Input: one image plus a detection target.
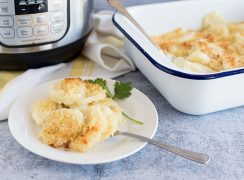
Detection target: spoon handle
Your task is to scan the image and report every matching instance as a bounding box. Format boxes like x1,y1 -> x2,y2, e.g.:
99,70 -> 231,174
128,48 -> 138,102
107,0 -> 158,47
116,131 -> 210,164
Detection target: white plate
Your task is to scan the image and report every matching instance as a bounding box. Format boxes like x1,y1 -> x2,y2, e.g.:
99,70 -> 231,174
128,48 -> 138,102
8,78 -> 158,164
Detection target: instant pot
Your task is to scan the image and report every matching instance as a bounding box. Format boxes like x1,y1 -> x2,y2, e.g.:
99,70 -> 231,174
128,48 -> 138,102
0,0 -> 94,70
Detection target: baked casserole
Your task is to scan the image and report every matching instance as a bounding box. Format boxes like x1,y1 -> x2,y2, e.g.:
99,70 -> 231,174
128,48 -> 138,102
152,12 -> 244,73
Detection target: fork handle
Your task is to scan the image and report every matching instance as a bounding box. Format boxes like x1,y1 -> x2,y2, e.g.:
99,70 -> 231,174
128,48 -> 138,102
117,131 -> 210,164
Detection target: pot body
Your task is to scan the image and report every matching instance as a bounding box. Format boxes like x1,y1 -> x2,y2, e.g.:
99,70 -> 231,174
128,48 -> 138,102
0,0 -> 94,70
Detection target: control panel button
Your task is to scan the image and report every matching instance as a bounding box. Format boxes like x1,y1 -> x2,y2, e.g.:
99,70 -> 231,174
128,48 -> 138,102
34,14 -> 48,24
34,3 -> 46,13
34,25 -> 48,36
0,4 -> 10,15
17,27 -> 33,38
18,5 -> 30,14
51,11 -> 64,22
0,28 -> 14,39
17,15 -> 32,26
49,0 -> 64,11
0,1 -> 15,15
0,16 -> 14,27
51,22 -> 64,34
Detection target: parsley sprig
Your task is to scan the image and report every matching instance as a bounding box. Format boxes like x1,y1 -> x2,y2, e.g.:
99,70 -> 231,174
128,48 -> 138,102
113,81 -> 133,100
88,78 -> 144,125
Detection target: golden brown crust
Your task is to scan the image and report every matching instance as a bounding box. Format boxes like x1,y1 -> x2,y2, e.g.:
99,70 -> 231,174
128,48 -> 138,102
59,78 -> 85,92
49,78 -> 106,107
69,106 -> 108,153
39,109 -> 84,148
49,78 -> 87,106
152,13 -> 244,72
31,98 -> 61,126
33,78 -> 124,154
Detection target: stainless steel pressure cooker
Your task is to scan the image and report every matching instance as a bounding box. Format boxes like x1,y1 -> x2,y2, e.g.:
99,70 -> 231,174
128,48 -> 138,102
0,0 -> 94,70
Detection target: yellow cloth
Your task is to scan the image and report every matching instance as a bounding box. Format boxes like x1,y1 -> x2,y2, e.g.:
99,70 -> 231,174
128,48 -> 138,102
0,55 -> 94,91
0,71 -> 22,90
69,56 -> 96,77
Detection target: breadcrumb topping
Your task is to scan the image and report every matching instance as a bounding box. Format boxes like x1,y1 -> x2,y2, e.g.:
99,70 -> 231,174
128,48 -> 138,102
32,78 -> 124,153
152,12 -> 244,73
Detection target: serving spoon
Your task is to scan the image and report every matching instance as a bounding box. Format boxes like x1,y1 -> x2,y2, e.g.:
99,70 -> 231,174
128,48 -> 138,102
107,0 -> 165,53
115,131 -> 210,164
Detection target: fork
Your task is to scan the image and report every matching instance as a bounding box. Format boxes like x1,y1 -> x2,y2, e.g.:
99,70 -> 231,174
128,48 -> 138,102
115,131 -> 210,164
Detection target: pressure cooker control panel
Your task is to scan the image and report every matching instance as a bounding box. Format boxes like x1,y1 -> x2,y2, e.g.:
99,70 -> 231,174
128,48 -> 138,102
0,0 -> 68,46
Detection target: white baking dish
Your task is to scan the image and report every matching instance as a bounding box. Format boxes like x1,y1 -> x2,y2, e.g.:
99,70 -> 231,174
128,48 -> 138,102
113,0 -> 244,115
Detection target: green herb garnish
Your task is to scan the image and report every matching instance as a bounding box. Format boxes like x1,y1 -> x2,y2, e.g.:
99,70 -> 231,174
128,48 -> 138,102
113,81 -> 133,100
89,78 -> 144,125
122,112 -> 144,125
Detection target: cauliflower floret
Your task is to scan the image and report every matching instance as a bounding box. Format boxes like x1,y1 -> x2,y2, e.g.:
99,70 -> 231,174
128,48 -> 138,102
49,78 -> 87,107
39,109 -> 84,148
187,51 -> 211,65
94,98 -> 123,113
69,106 -> 108,153
173,57 -> 214,73
202,12 -> 227,29
49,78 -> 106,107
100,106 -> 122,141
31,98 -> 61,126
69,104 -> 123,153
222,54 -> 239,70
228,22 -> 244,33
203,25 -> 229,39
82,80 -> 107,105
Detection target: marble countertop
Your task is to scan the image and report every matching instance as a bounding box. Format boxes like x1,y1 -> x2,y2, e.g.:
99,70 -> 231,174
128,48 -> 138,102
1,0 -> 244,179
1,71 -> 244,180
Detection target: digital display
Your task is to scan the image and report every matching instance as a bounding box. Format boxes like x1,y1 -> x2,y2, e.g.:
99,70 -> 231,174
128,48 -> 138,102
15,0 -> 48,15
19,0 -> 44,5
